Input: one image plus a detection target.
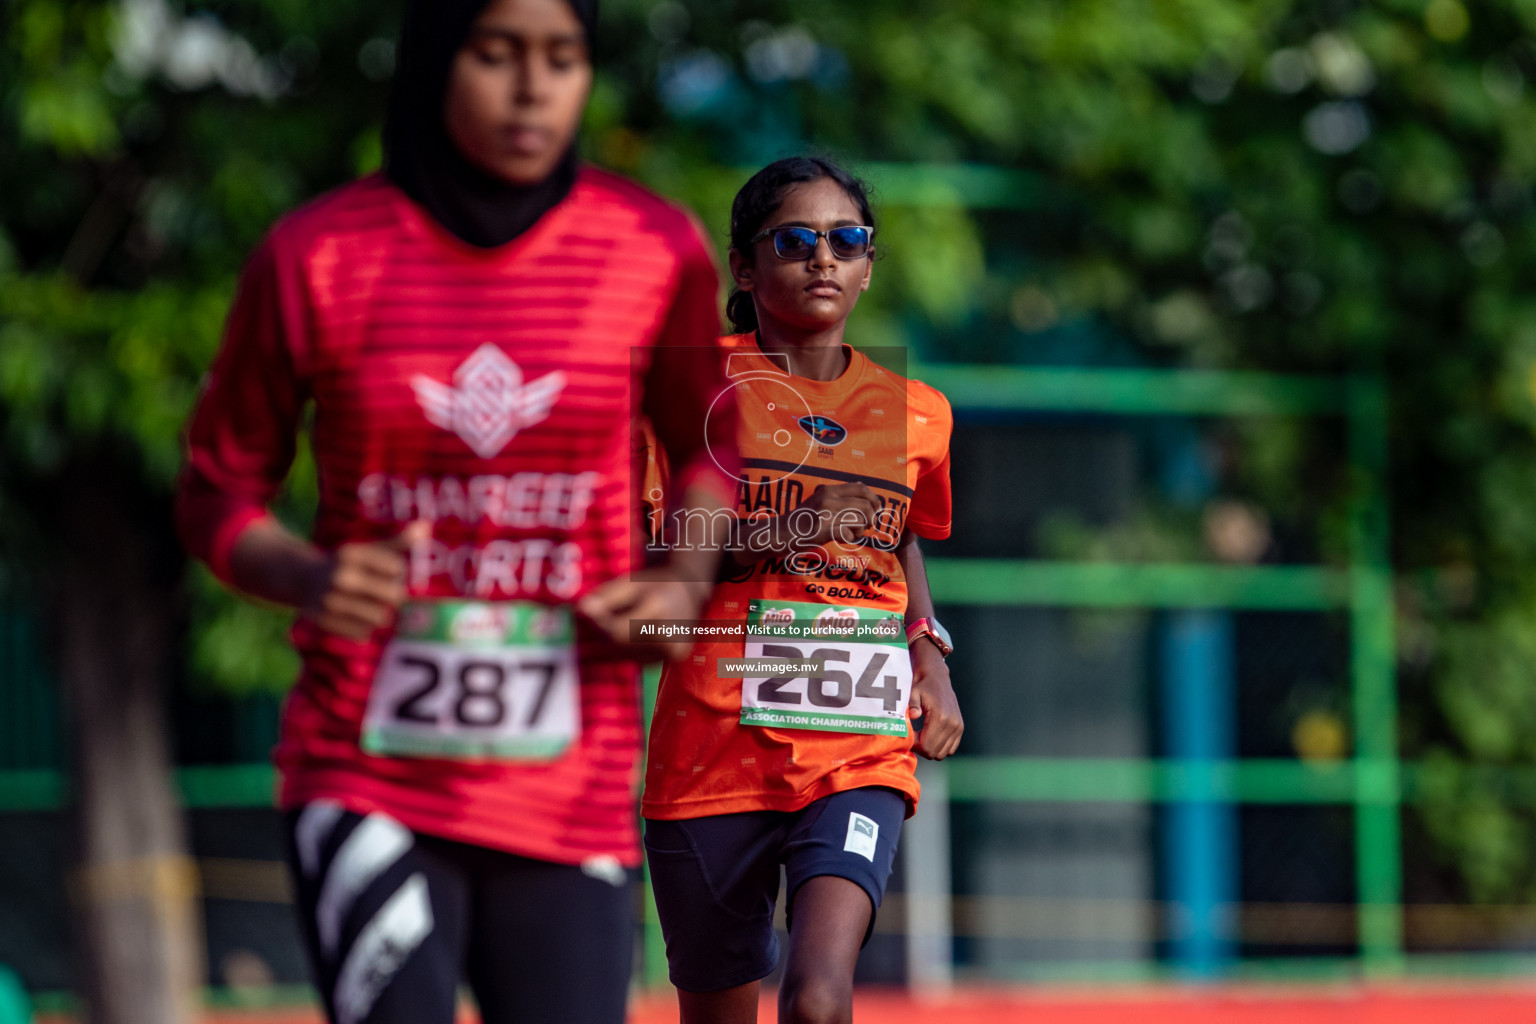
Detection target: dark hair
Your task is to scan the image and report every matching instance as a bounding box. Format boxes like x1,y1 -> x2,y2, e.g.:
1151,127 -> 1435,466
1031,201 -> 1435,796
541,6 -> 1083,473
726,156 -> 877,334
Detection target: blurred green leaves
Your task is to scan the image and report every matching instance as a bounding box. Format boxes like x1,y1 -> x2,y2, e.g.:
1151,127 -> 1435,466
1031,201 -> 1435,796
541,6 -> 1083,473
20,67 -> 119,156
0,273 -> 225,478
1,0 -> 376,696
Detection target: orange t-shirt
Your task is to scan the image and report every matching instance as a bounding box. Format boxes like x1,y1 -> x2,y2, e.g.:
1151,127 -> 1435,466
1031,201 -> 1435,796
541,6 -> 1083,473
641,336 -> 952,820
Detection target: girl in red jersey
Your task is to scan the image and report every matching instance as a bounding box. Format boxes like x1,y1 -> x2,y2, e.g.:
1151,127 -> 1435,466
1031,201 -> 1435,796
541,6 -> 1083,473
175,1 -> 737,1022
642,157 -> 964,1024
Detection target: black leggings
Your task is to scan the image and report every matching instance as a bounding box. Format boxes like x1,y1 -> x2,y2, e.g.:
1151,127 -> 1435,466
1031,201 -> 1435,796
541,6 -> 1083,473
285,803 -> 633,1024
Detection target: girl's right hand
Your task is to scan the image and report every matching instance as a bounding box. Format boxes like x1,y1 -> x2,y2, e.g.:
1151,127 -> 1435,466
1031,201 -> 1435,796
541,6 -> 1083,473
796,482 -> 879,546
731,482 -> 881,567
302,522 -> 430,641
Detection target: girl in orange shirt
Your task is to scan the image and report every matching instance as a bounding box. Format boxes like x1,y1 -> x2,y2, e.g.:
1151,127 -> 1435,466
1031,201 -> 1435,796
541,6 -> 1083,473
643,157 -> 964,1024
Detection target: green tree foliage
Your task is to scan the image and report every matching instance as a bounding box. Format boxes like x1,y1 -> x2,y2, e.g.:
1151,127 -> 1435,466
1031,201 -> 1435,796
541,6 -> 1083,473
7,0 -> 1536,902
1,0 -> 395,690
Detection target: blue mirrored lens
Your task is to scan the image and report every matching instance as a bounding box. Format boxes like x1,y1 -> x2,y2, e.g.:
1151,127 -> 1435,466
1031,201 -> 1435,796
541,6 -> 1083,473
772,228 -> 818,257
827,227 -> 871,256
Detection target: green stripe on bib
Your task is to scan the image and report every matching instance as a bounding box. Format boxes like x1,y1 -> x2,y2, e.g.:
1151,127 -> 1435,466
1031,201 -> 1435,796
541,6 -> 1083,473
746,598 -> 905,646
394,600 -> 574,648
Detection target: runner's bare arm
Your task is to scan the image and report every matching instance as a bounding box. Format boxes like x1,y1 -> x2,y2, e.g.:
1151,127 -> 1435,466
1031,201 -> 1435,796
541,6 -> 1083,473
897,530 -> 963,760
228,519 -> 429,642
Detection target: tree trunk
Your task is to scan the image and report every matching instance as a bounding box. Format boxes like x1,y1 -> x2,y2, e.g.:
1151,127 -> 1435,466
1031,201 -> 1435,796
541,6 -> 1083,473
55,454 -> 202,1024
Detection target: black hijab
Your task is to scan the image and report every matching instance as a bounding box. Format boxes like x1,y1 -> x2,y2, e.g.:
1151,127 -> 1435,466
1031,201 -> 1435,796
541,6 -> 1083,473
384,0 -> 599,248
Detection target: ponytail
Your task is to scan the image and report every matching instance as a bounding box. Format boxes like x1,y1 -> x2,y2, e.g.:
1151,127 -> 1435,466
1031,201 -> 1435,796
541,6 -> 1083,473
726,289 -> 759,334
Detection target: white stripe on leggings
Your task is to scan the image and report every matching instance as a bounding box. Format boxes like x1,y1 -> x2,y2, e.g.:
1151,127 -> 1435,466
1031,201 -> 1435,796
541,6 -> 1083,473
332,872 -> 434,1024
316,812 -> 413,959
294,800 -> 346,879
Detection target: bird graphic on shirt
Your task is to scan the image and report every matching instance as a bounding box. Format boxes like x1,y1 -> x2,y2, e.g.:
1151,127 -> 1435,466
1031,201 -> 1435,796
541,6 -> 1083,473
411,343 -> 566,458
797,414 -> 847,446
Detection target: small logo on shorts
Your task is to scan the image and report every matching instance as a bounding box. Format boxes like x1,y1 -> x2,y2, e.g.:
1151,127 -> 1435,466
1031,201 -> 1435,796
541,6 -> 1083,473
580,855 -> 627,888
844,812 -> 878,862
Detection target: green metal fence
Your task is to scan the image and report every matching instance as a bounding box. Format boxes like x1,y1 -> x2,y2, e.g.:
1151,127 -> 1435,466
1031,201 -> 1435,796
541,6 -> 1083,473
917,365 -> 1401,974
0,364 -> 1406,984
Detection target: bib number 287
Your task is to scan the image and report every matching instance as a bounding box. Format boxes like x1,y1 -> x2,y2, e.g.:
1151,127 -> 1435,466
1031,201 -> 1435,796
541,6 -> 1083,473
363,601 -> 579,761
384,651 -> 565,731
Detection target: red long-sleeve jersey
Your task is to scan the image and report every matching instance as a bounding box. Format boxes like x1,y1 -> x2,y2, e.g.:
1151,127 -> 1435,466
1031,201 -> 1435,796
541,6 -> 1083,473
177,170 -> 737,866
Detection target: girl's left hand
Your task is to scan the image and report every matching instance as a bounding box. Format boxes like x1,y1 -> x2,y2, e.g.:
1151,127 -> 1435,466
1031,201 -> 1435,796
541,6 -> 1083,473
909,640 -> 963,759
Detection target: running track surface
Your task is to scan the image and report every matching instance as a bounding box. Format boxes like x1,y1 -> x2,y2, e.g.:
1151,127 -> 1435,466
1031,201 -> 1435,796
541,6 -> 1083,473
38,984 -> 1536,1023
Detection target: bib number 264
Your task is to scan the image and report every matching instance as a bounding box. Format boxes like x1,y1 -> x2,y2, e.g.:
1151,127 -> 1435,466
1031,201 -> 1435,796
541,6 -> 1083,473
739,600 -> 912,737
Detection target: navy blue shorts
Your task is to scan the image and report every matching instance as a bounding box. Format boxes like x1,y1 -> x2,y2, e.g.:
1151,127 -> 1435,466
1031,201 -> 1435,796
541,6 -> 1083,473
643,786 -> 905,993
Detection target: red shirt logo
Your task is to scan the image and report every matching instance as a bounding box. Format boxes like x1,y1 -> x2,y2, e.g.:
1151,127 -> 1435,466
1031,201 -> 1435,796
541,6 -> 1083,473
412,344 -> 566,458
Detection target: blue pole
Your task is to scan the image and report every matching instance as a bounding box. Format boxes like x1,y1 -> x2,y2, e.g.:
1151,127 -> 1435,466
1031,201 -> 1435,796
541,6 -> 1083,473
1161,609 -> 1237,977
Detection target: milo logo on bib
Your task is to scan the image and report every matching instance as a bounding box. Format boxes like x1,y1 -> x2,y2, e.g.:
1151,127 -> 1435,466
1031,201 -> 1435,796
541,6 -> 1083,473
449,604 -> 512,644
746,600 -> 899,643
760,606 -> 796,627
812,607 -> 860,635
395,600 -> 575,647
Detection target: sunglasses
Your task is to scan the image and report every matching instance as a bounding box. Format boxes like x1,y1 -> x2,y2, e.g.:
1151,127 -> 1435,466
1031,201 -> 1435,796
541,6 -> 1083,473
749,225 -> 875,261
